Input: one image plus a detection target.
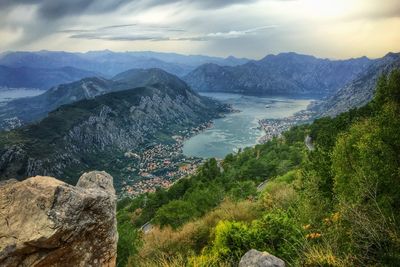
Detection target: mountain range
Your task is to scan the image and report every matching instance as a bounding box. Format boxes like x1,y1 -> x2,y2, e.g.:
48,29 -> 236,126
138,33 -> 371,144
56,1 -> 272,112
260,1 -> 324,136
1,51 -> 399,132
310,52 -> 400,117
0,69 -> 227,185
183,52 -> 373,97
0,50 -> 248,79
0,68 -> 205,130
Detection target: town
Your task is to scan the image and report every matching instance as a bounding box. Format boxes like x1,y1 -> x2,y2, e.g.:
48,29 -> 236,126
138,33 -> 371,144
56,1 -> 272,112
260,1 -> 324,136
258,109 -> 314,143
119,122 -> 212,198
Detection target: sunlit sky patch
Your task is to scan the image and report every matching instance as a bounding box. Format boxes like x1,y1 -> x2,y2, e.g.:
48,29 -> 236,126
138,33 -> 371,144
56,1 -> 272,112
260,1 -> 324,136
0,0 -> 399,59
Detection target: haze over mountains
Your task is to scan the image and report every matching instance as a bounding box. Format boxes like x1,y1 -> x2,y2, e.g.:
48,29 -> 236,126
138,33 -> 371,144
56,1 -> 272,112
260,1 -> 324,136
0,50 -> 248,82
0,65 -> 98,90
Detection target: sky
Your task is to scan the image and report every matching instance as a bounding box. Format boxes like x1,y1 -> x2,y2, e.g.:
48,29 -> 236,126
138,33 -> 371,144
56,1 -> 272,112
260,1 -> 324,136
0,0 -> 399,59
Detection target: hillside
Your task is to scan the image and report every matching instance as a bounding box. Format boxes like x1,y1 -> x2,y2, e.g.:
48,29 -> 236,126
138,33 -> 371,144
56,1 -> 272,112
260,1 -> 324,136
0,68 -> 194,130
184,52 -> 372,97
0,79 -> 227,187
0,65 -> 98,89
117,70 -> 400,266
311,52 -> 400,117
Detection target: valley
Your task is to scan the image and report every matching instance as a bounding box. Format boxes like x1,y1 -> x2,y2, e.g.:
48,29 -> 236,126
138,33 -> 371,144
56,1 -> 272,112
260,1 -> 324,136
121,93 -> 313,198
182,93 -> 312,159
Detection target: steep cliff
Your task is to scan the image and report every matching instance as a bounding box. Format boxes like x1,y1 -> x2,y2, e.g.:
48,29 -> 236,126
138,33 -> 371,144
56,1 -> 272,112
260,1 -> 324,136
0,171 -> 117,267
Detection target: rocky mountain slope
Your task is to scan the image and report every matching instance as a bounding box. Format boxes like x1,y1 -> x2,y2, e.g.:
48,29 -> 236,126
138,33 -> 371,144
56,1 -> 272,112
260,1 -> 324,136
311,52 -> 400,117
0,171 -> 117,267
0,65 -> 98,89
0,68 -> 196,130
184,52 -> 372,97
0,75 -> 226,185
0,50 -> 248,77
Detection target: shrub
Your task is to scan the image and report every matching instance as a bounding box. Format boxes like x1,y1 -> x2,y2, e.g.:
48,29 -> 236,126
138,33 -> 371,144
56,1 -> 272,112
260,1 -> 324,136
153,200 -> 199,229
117,220 -> 141,267
133,199 -> 261,266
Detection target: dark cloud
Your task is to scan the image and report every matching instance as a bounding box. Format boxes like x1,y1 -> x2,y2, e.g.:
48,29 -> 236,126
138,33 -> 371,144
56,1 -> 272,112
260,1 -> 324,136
143,0 -> 258,9
0,0 -> 257,20
0,0 -> 134,19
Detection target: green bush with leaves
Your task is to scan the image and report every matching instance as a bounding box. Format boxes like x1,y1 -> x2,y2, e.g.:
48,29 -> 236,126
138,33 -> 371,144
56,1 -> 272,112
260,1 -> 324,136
205,209 -> 302,265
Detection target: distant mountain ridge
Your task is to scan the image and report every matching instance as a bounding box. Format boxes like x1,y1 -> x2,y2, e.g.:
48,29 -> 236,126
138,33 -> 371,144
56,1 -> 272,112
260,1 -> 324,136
184,52 -> 373,97
0,68 -> 196,130
310,52 -> 400,117
0,65 -> 98,89
0,50 -> 249,77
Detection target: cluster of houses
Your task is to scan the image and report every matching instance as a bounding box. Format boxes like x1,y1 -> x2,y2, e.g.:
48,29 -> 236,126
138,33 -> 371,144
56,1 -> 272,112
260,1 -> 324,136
119,122 -> 213,198
121,161 -> 201,197
258,110 -> 314,143
123,177 -> 173,197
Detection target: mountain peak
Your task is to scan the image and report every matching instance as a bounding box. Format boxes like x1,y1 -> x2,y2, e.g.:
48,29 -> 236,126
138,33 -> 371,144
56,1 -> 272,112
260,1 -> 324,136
383,52 -> 400,59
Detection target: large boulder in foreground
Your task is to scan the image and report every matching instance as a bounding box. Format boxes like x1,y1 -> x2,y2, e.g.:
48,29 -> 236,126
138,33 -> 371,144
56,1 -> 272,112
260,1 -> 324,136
239,249 -> 285,267
0,171 -> 117,267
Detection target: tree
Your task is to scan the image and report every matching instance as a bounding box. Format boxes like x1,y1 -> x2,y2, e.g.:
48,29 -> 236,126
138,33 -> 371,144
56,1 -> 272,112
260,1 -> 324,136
153,200 -> 199,229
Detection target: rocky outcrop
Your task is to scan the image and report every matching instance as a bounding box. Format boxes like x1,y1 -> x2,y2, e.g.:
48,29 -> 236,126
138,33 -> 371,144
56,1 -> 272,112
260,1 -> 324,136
0,171 -> 117,267
239,249 -> 285,267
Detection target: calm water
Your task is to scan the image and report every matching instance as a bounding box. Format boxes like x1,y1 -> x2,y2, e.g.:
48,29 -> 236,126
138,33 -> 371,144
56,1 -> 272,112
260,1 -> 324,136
182,92 -> 311,159
0,88 -> 45,106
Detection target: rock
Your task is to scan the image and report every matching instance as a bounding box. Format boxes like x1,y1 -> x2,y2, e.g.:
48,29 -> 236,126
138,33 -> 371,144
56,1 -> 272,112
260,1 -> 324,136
239,249 -> 285,267
0,171 -> 117,267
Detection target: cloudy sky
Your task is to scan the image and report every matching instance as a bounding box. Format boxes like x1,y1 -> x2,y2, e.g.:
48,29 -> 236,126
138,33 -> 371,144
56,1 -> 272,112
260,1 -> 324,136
0,0 -> 399,59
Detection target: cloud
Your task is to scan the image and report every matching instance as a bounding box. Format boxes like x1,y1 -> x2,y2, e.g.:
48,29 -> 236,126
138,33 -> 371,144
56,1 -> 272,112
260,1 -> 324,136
0,0 -> 398,59
0,0 -> 258,20
200,25 -> 277,40
64,23 -> 184,41
0,0 -> 268,48
0,0 -> 132,20
66,24 -> 276,42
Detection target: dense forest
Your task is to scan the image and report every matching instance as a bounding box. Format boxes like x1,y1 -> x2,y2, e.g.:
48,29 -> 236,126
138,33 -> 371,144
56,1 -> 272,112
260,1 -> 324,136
117,70 -> 400,266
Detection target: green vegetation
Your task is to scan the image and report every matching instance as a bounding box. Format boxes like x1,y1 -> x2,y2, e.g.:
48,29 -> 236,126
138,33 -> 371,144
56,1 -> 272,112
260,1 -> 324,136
117,70 -> 400,266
